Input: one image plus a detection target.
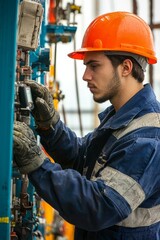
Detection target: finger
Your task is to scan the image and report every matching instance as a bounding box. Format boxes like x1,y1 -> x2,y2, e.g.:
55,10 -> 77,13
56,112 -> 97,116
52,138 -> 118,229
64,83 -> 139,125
14,125 -> 28,139
13,135 -> 25,153
14,121 -> 28,131
25,80 -> 44,98
14,121 -> 35,135
35,97 -> 53,120
14,123 -> 36,143
14,130 -> 24,138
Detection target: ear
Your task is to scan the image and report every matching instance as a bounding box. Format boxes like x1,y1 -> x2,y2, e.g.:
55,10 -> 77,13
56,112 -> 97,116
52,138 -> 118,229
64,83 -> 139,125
121,59 -> 133,76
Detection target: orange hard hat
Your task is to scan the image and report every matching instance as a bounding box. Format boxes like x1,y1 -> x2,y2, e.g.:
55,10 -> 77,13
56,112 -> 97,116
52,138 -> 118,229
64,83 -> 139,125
68,11 -> 157,64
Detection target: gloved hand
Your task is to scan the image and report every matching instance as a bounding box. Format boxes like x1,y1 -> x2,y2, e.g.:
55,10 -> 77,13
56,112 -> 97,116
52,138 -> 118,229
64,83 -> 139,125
26,80 -> 60,129
13,121 -> 46,174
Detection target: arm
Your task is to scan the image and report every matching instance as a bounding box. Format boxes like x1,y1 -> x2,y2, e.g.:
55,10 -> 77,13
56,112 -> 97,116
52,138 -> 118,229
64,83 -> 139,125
13,121 -> 124,231
14,121 -> 160,231
37,120 -> 92,170
25,80 -> 92,170
29,133 -> 160,231
29,159 -> 125,231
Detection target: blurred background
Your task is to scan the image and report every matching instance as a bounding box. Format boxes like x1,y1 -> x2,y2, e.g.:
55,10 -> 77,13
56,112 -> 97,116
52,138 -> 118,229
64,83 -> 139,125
0,1 -> 160,239
54,0 -> 160,136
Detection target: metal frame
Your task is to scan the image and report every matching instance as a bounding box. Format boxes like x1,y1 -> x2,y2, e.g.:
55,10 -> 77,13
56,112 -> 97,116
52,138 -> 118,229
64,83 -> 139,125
0,0 -> 19,238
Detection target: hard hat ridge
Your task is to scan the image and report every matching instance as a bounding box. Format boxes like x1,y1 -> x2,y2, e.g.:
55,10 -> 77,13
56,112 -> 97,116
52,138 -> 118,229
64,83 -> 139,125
68,11 -> 157,65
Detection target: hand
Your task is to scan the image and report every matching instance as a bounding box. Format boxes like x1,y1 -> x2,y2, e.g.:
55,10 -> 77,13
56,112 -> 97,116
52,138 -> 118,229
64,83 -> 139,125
26,80 -> 60,129
13,121 -> 46,174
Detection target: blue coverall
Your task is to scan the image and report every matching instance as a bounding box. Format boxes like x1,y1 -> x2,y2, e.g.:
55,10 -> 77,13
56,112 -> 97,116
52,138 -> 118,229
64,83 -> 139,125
29,83 -> 160,239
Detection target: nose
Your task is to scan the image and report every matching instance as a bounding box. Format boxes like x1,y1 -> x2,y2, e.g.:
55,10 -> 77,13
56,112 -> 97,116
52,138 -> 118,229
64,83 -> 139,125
82,67 -> 92,82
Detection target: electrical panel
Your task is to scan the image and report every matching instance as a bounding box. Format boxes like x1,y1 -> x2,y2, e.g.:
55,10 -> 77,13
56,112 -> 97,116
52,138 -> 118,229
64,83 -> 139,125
17,0 -> 44,50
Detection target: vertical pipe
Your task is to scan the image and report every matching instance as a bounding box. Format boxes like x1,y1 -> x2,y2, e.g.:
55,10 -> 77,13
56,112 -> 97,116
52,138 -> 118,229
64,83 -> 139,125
40,0 -> 47,48
93,0 -> 100,16
72,0 -> 83,136
132,0 -> 138,14
149,0 -> 154,87
0,0 -> 19,238
73,38 -> 84,136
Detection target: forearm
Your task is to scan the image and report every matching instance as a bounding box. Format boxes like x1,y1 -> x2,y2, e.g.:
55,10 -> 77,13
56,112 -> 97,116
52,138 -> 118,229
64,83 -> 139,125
37,120 -> 85,169
29,159 -> 128,231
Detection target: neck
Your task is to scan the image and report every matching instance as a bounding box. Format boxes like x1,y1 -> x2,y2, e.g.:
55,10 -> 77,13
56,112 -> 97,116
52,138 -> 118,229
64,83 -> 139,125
111,79 -> 144,111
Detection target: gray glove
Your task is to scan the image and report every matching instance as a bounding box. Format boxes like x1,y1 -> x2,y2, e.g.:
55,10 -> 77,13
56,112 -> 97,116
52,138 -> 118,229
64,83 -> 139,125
13,121 -> 46,174
26,80 -> 59,128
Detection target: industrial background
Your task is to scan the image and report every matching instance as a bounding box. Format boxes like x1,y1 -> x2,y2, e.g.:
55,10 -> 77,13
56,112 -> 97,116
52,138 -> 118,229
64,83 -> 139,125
0,0 -> 159,239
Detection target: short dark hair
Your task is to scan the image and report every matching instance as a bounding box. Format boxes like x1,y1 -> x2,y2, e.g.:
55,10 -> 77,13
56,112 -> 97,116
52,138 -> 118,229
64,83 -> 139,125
106,54 -> 145,83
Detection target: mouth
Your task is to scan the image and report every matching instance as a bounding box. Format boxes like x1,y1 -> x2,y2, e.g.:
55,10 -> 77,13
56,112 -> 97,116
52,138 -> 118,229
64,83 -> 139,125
88,84 -> 96,93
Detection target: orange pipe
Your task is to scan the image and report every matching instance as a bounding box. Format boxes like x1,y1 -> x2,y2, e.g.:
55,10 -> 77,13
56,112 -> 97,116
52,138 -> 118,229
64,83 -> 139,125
48,0 -> 56,24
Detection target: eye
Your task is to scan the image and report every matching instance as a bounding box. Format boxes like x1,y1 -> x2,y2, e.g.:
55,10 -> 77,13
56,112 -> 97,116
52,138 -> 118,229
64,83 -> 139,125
90,64 -> 99,70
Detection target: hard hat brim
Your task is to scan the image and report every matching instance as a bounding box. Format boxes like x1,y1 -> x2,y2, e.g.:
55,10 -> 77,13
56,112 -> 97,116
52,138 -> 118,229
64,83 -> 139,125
68,48 -> 157,64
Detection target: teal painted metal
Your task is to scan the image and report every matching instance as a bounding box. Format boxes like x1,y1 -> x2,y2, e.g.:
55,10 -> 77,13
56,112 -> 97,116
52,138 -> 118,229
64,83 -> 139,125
0,0 -> 19,238
40,0 -> 47,48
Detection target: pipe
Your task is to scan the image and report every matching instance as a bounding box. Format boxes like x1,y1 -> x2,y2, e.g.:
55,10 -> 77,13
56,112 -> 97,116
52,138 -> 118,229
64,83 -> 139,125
0,0 -> 19,238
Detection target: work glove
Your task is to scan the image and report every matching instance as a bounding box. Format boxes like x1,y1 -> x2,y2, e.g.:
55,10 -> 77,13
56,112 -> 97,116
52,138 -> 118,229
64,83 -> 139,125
26,80 -> 60,129
13,121 -> 46,174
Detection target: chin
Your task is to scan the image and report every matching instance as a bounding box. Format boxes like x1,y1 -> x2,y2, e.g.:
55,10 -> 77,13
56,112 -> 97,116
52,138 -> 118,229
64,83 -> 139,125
93,96 -> 106,104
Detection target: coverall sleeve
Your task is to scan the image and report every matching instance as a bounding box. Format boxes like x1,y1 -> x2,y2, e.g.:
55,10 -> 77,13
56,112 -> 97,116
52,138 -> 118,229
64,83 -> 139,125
33,120 -> 160,231
28,133 -> 160,231
37,119 -> 92,170
29,159 -> 126,231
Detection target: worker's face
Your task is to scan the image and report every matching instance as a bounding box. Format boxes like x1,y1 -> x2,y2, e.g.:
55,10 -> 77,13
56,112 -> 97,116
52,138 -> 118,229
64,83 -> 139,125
83,52 -> 121,104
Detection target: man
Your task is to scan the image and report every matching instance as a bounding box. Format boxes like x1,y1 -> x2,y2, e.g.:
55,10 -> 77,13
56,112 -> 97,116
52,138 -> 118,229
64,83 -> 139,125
14,12 -> 160,239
